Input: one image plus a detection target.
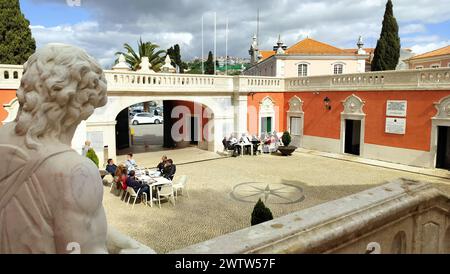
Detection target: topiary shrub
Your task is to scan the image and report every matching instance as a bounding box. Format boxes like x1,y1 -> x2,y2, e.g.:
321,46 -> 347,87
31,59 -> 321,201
281,131 -> 292,147
251,199 -> 274,226
86,148 -> 99,168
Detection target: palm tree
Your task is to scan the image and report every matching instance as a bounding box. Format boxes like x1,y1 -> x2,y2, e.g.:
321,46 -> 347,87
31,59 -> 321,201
115,38 -> 166,72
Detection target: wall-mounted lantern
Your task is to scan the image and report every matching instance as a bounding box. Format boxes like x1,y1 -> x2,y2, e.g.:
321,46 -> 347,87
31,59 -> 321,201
323,96 -> 332,110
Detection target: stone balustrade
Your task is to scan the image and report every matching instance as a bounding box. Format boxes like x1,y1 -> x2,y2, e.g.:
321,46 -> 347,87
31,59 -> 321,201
172,179 -> 450,254
286,68 -> 450,91
236,76 -> 285,92
0,65 -> 24,89
104,70 -> 234,93
1,64 -> 450,93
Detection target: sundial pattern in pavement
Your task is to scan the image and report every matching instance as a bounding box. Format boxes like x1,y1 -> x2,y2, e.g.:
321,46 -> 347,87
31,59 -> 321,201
230,182 -> 305,204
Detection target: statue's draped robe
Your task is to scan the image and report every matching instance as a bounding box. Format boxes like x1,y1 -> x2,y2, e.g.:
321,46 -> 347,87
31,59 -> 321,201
0,145 -> 72,254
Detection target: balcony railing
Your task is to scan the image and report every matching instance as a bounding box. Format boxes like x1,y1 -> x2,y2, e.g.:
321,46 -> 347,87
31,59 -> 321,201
286,68 -> 450,91
0,65 -> 23,89
1,64 -> 449,93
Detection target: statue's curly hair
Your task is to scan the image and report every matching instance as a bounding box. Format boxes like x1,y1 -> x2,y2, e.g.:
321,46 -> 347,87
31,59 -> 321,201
15,44 -> 107,149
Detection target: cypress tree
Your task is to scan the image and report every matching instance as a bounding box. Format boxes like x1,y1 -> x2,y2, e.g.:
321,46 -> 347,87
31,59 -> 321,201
167,44 -> 186,73
205,51 -> 215,75
0,0 -> 36,64
371,0 -> 400,71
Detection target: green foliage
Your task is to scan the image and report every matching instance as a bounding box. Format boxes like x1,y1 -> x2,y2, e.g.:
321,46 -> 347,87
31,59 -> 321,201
205,51 -> 215,75
0,0 -> 36,64
281,131 -> 292,147
371,0 -> 401,71
251,199 -> 274,226
186,59 -> 203,74
167,44 -> 187,73
86,148 -> 99,168
116,38 -> 165,71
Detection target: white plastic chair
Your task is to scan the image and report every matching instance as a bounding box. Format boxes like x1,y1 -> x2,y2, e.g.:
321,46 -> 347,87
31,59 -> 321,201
157,185 -> 175,208
126,187 -> 147,209
173,175 -> 188,199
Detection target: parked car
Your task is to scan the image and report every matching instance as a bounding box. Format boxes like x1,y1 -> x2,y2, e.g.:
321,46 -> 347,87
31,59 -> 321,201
129,109 -> 142,118
131,113 -> 164,125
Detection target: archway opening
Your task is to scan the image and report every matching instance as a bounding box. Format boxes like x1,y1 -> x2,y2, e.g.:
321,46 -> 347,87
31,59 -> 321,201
114,99 -> 214,156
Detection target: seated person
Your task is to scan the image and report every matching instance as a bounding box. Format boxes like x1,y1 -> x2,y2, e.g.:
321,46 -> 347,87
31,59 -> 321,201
240,133 -> 252,155
106,159 -> 117,176
162,159 -> 176,181
222,137 -> 229,151
125,153 -> 137,173
251,135 -> 261,154
126,170 -> 150,199
157,155 -> 167,173
229,134 -> 241,155
121,169 -> 128,191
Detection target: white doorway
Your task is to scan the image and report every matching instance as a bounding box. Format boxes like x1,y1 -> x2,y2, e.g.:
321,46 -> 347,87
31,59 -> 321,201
287,96 -> 304,147
340,94 -> 366,156
259,97 -> 276,136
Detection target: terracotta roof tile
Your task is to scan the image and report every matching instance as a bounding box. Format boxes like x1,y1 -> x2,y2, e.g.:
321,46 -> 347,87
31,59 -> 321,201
285,38 -> 354,55
259,50 -> 275,61
408,45 -> 450,60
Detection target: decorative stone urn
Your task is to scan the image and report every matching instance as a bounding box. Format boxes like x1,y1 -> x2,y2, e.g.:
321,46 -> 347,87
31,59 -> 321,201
278,131 -> 297,156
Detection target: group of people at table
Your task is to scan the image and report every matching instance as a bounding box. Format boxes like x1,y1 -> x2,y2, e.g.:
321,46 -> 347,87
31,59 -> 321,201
105,153 -> 176,201
222,132 -> 283,156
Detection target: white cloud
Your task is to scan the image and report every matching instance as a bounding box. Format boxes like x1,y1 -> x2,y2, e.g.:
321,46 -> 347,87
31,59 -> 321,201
410,41 -> 450,54
28,0 -> 450,66
30,22 -> 193,67
400,24 -> 426,35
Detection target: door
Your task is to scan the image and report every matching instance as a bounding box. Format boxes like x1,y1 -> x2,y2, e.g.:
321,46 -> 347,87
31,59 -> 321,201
116,108 -> 130,150
261,117 -> 272,134
344,119 -> 361,156
290,116 -> 302,147
190,116 -> 199,145
436,126 -> 450,170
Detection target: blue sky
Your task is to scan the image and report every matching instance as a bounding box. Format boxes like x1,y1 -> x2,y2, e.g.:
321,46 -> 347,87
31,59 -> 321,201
19,0 -> 450,67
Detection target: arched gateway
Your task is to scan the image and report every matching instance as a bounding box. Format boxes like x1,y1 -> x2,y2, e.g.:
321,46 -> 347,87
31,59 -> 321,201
81,71 -> 246,165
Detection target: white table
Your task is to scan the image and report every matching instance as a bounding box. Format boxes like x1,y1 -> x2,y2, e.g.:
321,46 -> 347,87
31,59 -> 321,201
137,174 -> 172,207
239,143 -> 253,156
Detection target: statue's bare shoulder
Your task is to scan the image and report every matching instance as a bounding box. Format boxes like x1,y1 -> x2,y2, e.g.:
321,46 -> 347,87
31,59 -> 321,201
35,152 -> 108,253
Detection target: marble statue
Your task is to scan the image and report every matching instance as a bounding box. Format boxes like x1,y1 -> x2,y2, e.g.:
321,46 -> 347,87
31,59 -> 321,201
0,44 -> 154,254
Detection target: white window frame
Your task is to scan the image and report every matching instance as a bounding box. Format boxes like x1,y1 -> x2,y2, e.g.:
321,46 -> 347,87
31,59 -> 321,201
297,62 -> 309,77
332,63 -> 345,75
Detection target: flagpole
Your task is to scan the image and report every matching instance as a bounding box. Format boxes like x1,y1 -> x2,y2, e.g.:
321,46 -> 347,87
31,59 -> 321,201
214,12 -> 217,75
201,15 -> 204,75
225,17 -> 228,76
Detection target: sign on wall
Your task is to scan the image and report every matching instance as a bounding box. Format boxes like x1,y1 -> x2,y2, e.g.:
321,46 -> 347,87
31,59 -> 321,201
385,118 -> 406,135
386,100 -> 407,117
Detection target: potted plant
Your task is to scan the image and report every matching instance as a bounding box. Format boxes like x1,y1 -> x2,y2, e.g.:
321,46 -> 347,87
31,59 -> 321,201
278,131 -> 297,156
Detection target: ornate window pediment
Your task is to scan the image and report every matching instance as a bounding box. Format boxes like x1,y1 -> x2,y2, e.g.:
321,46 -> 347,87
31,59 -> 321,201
434,95 -> 450,119
342,94 -> 365,115
260,96 -> 275,114
288,96 -> 303,113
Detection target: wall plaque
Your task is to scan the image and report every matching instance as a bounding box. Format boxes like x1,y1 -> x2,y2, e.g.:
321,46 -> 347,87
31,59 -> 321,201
386,100 -> 407,117
385,118 -> 406,134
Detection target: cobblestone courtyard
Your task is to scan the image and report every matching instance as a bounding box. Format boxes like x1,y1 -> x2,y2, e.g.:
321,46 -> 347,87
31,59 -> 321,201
103,147 -> 450,253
